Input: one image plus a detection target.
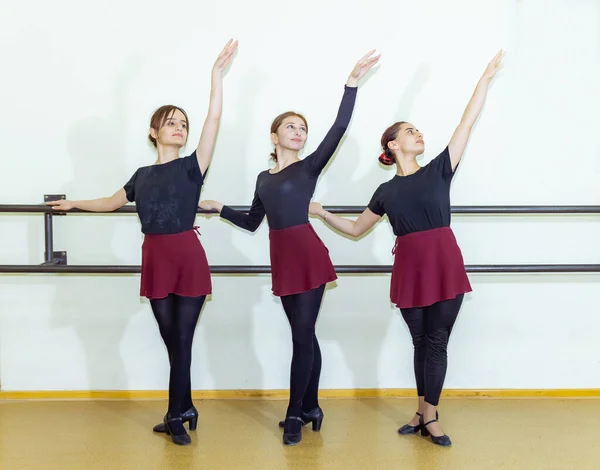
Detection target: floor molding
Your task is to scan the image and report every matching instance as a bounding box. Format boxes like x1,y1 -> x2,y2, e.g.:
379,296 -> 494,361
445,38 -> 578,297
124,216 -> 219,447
1,388 -> 599,400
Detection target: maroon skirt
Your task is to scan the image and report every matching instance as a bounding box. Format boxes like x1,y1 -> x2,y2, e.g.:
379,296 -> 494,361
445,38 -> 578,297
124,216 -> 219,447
268,223 -> 337,297
391,226 -> 472,309
140,227 -> 212,299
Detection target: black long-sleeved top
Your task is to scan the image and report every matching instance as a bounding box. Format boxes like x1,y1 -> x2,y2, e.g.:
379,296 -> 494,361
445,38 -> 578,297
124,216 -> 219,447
220,85 -> 357,231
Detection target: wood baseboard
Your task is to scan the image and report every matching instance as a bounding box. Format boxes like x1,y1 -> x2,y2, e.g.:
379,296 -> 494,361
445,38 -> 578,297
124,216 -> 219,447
1,388 -> 599,400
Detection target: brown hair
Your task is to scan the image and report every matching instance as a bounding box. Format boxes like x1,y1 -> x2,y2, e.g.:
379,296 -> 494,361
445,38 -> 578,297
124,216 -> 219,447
148,105 -> 189,148
378,121 -> 407,166
269,111 -> 309,161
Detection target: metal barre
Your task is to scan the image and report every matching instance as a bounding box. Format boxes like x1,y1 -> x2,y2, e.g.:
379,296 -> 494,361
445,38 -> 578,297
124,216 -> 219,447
2,204 -> 600,214
1,201 -> 599,273
1,265 -> 599,274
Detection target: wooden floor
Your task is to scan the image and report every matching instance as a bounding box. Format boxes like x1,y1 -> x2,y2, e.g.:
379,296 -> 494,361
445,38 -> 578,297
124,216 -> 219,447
0,397 -> 598,469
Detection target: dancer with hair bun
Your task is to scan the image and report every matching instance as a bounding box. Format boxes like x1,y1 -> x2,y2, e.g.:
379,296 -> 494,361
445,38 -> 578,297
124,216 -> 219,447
309,50 -> 505,447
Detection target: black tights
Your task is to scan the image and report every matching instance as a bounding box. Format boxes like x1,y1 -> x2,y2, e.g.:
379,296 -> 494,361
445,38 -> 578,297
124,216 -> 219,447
400,294 -> 463,407
150,294 -> 205,417
280,284 -> 326,418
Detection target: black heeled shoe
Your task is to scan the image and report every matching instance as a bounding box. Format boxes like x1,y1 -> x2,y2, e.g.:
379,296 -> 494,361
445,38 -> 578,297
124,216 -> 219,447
153,406 -> 198,433
303,407 -> 324,431
278,407 -> 324,431
398,410 -> 438,434
398,412 -> 424,434
282,416 -> 304,446
420,416 -> 451,447
163,415 -> 192,446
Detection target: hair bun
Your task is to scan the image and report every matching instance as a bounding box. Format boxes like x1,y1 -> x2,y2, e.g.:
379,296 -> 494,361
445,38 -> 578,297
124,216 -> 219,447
378,152 -> 394,166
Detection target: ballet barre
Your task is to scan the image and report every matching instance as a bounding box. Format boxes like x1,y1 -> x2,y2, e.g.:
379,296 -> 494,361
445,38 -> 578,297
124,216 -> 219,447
1,201 -> 599,274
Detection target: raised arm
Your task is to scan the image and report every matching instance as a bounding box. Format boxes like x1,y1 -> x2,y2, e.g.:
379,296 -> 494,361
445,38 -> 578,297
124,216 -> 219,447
195,39 -> 238,175
305,50 -> 381,176
45,188 -> 129,212
199,187 -> 265,233
448,49 -> 505,171
309,202 -> 380,238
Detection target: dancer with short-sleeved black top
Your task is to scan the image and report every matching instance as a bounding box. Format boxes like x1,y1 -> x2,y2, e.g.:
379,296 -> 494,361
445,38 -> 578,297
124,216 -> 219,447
46,40 -> 238,446
199,50 -> 380,446
309,50 -> 505,447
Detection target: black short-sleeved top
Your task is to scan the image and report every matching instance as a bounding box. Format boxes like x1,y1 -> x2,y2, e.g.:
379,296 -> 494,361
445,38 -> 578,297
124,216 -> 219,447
123,151 -> 205,235
367,147 -> 456,237
220,85 -> 357,231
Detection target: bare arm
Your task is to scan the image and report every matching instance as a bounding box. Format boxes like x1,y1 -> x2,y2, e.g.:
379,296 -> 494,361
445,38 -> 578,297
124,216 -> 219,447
448,49 -> 505,170
45,188 -> 129,212
195,39 -> 238,175
309,202 -> 381,237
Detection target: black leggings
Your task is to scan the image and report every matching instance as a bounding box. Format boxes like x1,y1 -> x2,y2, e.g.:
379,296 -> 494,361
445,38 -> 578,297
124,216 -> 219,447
150,294 -> 205,417
400,294 -> 463,407
280,284 -> 326,417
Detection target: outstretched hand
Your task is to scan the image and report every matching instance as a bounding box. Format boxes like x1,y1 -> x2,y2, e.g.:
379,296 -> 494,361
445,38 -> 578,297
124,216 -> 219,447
199,200 -> 223,213
482,49 -> 505,81
309,202 -> 324,216
347,49 -> 381,86
213,39 -> 239,75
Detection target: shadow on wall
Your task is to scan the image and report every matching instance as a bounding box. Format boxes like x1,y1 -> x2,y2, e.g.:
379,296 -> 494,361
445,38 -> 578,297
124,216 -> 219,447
316,63 -> 433,423
48,55 -> 146,395
312,130 -> 395,397
196,67 -> 267,400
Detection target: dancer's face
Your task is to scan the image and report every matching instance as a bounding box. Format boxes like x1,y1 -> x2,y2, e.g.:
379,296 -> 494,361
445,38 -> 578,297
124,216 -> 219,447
271,115 -> 308,152
388,122 -> 425,156
150,109 -> 188,148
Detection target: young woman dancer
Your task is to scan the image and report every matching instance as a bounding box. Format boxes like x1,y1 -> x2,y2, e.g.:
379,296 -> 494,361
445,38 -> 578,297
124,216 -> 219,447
309,50 -> 505,447
199,50 -> 380,446
46,39 -> 239,446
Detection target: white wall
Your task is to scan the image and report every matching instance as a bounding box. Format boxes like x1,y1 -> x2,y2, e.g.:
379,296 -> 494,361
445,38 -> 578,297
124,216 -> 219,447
0,0 -> 599,392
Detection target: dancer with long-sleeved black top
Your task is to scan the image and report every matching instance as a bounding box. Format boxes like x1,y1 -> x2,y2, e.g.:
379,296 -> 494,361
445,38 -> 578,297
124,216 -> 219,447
199,50 -> 380,446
